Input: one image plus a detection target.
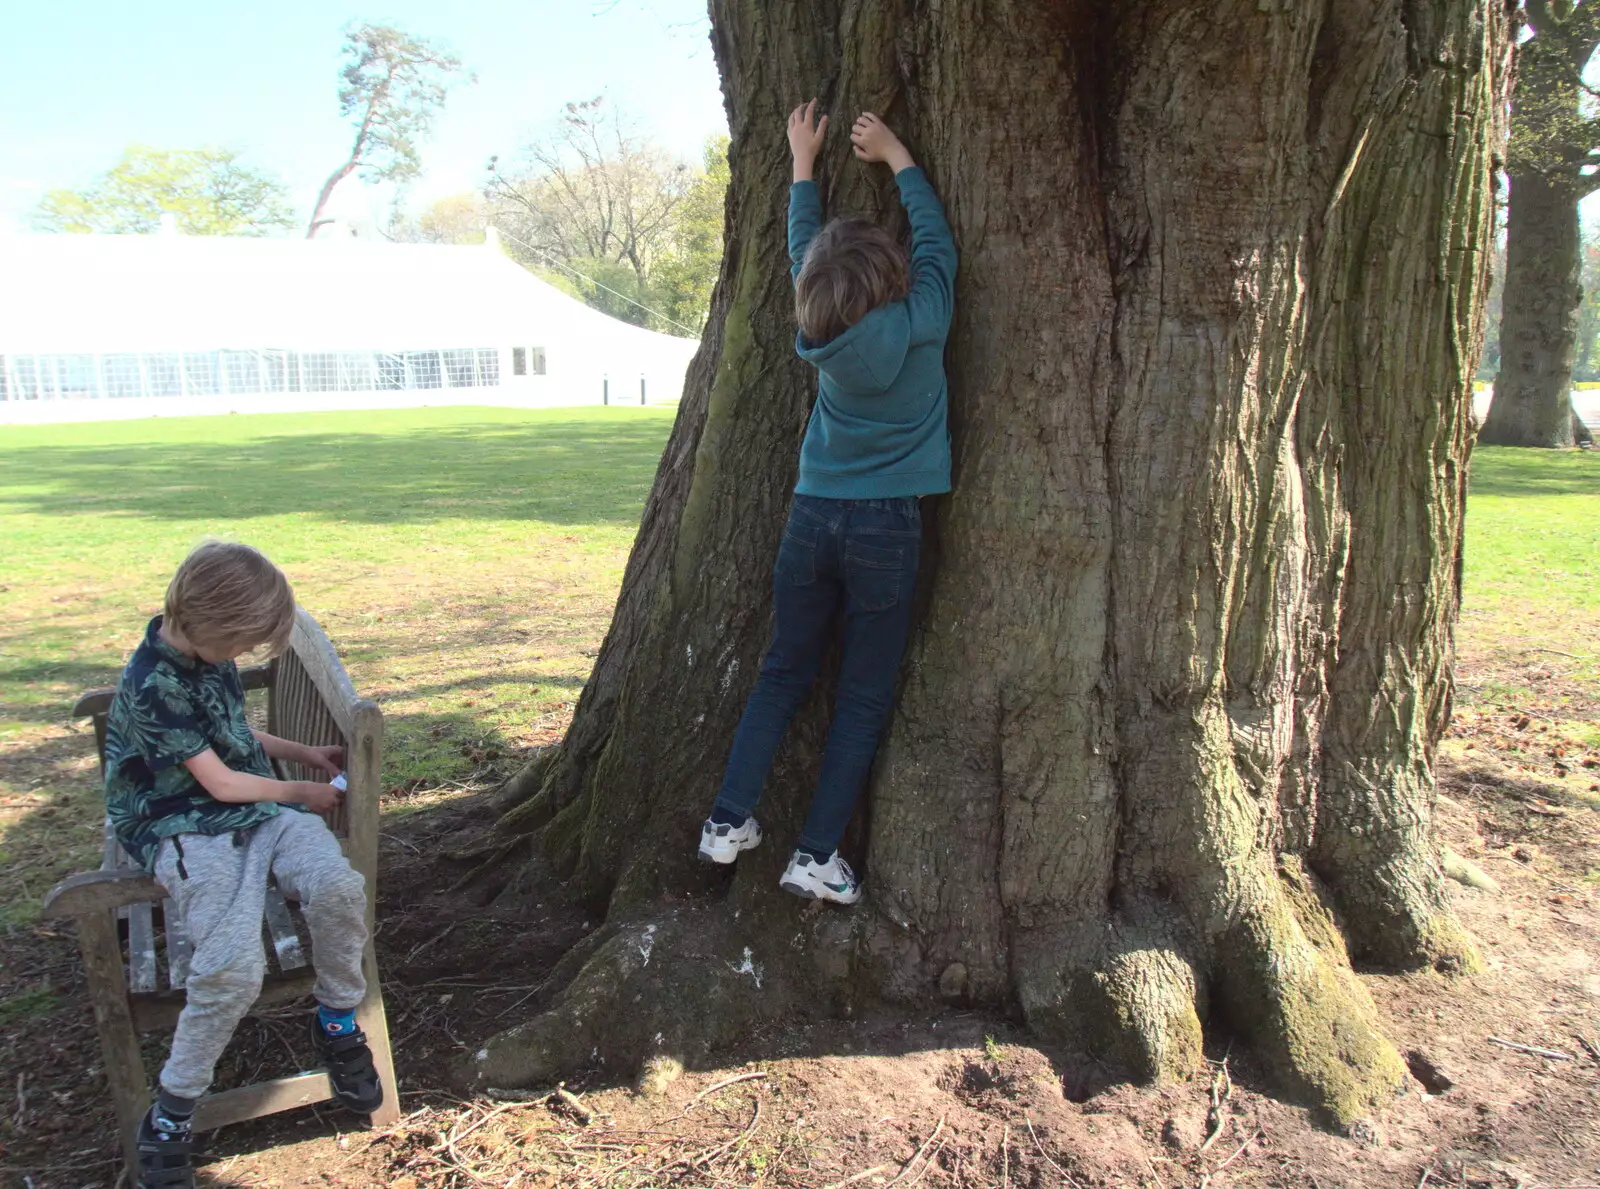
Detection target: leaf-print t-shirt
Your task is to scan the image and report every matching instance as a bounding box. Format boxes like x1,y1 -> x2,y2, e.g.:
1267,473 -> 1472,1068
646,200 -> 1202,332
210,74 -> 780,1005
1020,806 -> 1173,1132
103,615 -> 293,869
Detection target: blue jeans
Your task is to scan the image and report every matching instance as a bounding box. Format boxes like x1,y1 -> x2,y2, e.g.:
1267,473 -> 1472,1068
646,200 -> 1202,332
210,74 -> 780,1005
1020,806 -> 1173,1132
714,494 -> 922,854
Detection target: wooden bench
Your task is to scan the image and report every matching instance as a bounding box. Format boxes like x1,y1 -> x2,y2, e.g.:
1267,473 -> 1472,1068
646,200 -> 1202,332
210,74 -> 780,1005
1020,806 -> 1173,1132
42,608 -> 400,1177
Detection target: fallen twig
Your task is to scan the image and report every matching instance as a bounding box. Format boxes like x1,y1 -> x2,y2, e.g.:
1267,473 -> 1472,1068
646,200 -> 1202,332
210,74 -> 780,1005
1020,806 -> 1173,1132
1418,1166 -> 1434,1189
1200,1058 -> 1232,1153
1003,1122 -> 1010,1189
678,1097 -> 763,1171
1487,1036 -> 1574,1060
1025,1114 -> 1083,1189
573,1137 -> 688,1189
822,1165 -> 892,1189
433,1108 -> 496,1187
1199,1128 -> 1263,1188
439,1101 -> 522,1151
683,1069 -> 769,1112
908,1135 -> 947,1186
404,920 -> 462,964
485,1086 -> 552,1102
889,1116 -> 947,1187
554,1083 -> 597,1123
1575,1035 -> 1600,1062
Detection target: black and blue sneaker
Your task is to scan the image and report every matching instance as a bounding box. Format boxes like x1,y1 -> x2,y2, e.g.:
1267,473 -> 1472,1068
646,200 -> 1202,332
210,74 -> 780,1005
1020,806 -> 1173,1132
135,1102 -> 194,1189
310,1011 -> 384,1115
779,850 -> 861,905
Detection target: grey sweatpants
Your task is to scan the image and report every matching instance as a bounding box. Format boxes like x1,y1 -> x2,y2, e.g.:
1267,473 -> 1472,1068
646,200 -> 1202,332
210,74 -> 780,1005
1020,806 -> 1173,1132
153,811 -> 368,1100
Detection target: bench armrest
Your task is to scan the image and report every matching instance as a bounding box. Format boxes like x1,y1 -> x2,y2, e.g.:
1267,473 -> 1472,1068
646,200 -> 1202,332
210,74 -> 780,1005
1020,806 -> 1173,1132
42,869 -> 165,920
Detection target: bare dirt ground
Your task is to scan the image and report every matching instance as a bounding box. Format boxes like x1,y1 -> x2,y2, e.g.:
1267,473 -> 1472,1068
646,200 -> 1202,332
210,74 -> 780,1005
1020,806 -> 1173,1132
3,661 -> 1597,1189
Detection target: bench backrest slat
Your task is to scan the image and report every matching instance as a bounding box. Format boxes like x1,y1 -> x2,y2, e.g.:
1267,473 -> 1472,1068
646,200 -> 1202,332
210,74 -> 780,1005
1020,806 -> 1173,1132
270,646 -> 353,840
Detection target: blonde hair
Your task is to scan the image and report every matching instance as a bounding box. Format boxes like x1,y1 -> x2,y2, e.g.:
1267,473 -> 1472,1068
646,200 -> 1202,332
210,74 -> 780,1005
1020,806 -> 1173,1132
164,541 -> 296,657
795,218 -> 909,344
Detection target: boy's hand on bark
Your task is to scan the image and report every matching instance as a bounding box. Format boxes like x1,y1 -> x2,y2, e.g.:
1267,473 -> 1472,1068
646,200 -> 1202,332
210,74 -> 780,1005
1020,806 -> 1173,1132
851,112 -> 914,172
788,99 -> 829,181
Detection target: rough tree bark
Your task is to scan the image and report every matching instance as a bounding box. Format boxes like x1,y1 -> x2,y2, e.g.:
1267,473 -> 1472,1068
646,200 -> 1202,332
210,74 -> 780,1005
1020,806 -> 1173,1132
1481,0 -> 1600,448
462,0 -> 1509,1128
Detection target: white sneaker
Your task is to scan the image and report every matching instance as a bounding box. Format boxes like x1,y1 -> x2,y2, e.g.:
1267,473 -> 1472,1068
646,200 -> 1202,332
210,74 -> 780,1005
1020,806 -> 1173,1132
779,850 -> 861,905
698,815 -> 762,864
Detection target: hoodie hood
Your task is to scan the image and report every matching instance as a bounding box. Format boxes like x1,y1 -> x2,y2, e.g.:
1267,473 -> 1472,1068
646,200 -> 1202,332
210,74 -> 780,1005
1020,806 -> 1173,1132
796,301 -> 911,396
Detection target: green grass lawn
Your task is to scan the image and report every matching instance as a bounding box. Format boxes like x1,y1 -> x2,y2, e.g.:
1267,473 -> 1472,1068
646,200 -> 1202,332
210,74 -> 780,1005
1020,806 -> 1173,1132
0,415 -> 1594,932
1458,447 -> 1600,751
0,406 -> 676,926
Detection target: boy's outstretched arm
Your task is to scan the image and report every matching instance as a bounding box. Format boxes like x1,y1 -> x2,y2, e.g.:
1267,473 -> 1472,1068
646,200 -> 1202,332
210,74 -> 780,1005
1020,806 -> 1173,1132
183,748 -> 343,813
252,727 -> 343,778
788,99 -> 827,282
852,113 -> 956,337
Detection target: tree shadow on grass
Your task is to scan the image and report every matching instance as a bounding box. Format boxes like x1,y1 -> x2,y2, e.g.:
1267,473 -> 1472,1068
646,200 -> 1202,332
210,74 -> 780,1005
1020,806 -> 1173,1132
1469,446 -> 1600,499
0,417 -> 674,527
0,660 -> 126,724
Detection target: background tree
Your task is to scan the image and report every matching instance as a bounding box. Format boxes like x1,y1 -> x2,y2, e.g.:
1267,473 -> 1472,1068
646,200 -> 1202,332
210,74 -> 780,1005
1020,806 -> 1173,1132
460,0 -> 1510,1130
1479,238 -> 1507,379
1481,0 -> 1600,447
307,23 -> 468,238
384,192 -> 487,244
32,145 -> 294,236
1574,231 -> 1600,378
648,135 -> 732,334
487,100 -> 725,333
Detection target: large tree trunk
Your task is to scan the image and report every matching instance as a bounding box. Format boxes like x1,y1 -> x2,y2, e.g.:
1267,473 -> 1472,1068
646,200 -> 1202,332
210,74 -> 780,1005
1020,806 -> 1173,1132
465,0 -> 1509,1129
1481,6 -> 1596,450
1482,171 -> 1583,447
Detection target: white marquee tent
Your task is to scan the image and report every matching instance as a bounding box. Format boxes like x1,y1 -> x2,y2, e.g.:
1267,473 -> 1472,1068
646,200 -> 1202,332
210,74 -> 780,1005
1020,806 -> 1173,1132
0,229 -> 700,423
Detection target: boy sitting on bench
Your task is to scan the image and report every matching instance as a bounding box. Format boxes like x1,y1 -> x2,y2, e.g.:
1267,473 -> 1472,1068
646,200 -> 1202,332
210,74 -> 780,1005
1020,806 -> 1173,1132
101,541 -> 384,1189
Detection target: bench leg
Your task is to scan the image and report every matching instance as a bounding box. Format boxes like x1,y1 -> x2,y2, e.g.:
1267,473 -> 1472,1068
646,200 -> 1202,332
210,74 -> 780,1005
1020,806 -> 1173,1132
354,939 -> 400,1126
76,909 -> 150,1179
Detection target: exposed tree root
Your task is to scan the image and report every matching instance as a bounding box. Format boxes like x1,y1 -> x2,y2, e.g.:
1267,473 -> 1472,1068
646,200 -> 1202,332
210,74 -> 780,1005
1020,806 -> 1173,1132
494,746 -> 559,813
1014,920 -> 1205,1085
1212,864 -> 1409,1127
1007,866 -> 1407,1127
459,907 -> 799,1092
468,862 -> 1407,1131
1314,844 -> 1484,975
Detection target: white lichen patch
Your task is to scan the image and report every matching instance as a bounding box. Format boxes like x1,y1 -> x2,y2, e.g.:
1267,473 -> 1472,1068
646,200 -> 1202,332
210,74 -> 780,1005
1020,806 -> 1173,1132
727,946 -> 764,988
637,923 -> 658,966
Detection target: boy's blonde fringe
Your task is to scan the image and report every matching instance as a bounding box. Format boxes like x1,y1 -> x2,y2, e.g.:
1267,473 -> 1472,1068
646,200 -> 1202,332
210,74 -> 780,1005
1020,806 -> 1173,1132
165,541 -> 296,657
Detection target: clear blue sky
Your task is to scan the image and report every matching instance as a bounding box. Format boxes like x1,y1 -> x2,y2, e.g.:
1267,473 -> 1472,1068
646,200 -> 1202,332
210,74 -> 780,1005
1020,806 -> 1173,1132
0,0 -> 727,233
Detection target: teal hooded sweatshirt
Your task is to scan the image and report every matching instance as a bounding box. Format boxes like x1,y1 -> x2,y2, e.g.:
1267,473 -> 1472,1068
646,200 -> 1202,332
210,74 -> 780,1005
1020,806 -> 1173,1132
789,166 -> 956,499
